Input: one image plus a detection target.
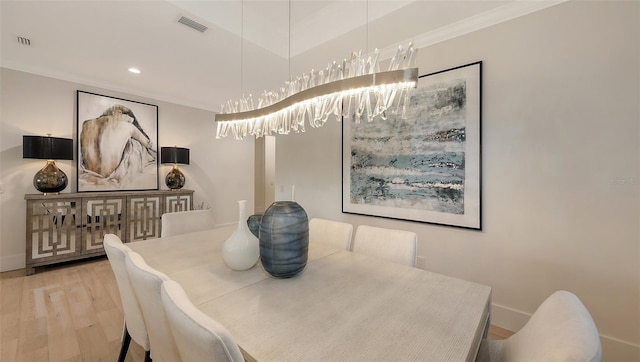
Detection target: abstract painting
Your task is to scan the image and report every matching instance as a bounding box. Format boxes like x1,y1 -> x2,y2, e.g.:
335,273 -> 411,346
342,61 -> 481,229
77,91 -> 158,192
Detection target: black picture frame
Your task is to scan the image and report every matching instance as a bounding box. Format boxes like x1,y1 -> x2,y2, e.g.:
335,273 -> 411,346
76,91 -> 159,192
342,61 -> 482,229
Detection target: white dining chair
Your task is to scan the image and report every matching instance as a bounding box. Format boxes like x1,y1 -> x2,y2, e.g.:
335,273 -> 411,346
352,225 -> 417,267
125,251 -> 181,362
103,234 -> 152,362
161,209 -> 215,237
309,218 -> 354,250
476,290 -> 602,362
161,279 -> 245,362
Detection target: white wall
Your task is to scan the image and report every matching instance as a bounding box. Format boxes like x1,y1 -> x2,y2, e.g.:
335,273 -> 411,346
276,1 -> 639,360
0,68 -> 255,271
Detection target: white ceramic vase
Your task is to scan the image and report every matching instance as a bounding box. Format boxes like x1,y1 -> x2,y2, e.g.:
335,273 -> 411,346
222,200 -> 259,270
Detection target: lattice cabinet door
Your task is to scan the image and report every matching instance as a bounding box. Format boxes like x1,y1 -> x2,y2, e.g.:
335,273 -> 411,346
165,191 -> 193,213
81,196 -> 126,254
25,190 -> 195,274
26,198 -> 81,274
127,194 -> 162,241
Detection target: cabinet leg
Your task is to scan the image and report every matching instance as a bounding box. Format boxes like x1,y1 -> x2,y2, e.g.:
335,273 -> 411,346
25,266 -> 35,276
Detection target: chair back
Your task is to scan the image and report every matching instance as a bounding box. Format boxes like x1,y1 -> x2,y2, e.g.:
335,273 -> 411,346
125,252 -> 181,362
352,225 -> 417,267
309,218 -> 353,250
504,290 -> 602,362
161,209 -> 215,237
103,234 -> 149,350
161,279 -> 245,362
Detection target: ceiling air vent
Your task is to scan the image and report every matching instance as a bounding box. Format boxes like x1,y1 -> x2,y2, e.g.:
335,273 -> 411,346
178,16 -> 208,33
17,36 -> 31,46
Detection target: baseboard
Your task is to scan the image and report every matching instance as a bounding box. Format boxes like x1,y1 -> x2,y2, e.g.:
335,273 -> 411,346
600,334 -> 640,362
491,302 -> 530,332
0,253 -> 25,273
215,222 -> 236,228
491,303 -> 640,362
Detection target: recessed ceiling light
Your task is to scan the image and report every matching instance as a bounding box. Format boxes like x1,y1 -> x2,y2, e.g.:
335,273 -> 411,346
128,68 -> 141,74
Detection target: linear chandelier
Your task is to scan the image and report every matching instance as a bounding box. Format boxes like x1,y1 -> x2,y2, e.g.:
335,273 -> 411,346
215,43 -> 419,140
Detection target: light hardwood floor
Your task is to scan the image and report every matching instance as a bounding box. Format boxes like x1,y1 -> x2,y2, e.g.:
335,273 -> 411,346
1,257 -> 512,361
1,257 -> 145,362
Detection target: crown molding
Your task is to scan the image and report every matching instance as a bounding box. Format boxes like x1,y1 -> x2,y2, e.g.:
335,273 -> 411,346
2,0 -> 568,112
378,0 -> 569,61
0,61 -> 218,112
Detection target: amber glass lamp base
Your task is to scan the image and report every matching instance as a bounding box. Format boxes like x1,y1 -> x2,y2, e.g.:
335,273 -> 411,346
33,160 -> 68,194
165,164 -> 185,190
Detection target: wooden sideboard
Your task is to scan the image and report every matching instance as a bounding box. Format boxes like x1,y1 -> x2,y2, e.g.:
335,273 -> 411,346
24,189 -> 193,275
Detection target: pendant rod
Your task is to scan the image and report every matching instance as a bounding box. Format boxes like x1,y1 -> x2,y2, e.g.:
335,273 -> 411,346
240,0 -> 244,98
366,0 -> 369,55
288,0 -> 291,81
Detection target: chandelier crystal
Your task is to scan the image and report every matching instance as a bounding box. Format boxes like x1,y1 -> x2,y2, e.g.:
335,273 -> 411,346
216,43 -> 419,140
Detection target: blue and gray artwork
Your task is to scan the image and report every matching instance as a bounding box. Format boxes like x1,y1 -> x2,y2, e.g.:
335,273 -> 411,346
350,78 -> 467,214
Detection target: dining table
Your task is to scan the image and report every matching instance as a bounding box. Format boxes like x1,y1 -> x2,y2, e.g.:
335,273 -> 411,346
127,224 -> 492,362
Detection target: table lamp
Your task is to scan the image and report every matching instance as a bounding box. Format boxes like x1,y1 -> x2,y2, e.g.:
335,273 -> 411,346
160,146 -> 189,190
23,135 -> 73,194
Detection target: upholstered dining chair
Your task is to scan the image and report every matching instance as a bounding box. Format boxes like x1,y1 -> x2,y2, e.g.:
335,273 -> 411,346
161,209 -> 215,237
125,251 -> 181,362
309,218 -> 354,250
161,279 -> 245,362
475,290 -> 602,362
103,234 -> 151,362
352,225 -> 417,267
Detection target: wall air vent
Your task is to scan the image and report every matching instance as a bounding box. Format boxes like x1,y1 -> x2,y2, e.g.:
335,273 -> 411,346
17,36 -> 31,46
178,16 -> 208,33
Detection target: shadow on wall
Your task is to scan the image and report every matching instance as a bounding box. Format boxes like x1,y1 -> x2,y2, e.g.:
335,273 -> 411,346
176,160 -> 216,213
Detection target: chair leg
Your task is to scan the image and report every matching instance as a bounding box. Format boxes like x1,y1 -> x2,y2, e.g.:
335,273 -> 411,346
117,325 -> 132,362
144,350 -> 152,362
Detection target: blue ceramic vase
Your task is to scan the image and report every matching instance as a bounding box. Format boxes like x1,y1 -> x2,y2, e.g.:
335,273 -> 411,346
259,201 -> 309,278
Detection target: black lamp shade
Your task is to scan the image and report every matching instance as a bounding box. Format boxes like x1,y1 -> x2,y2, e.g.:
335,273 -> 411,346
161,147 -> 190,165
23,136 -> 73,160
23,135 -> 73,193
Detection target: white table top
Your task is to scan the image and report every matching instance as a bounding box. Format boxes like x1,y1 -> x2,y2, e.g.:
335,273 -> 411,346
128,225 -> 491,362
